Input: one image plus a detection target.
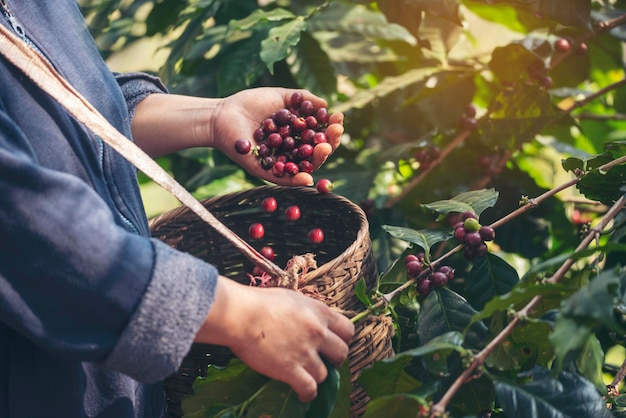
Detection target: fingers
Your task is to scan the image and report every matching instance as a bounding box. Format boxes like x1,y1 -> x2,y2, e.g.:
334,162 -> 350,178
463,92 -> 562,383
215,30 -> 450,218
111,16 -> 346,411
290,366 -> 321,403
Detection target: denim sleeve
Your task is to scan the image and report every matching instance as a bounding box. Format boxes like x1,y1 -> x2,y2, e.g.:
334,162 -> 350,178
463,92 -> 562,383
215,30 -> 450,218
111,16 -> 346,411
0,110 -> 217,383
114,72 -> 168,123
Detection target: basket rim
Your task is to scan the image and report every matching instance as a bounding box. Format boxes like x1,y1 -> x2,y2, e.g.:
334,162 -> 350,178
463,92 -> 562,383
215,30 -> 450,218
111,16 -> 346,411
148,185 -> 371,282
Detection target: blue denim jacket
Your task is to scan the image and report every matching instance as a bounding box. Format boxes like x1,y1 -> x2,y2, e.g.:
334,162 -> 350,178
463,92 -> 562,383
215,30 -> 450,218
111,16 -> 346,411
0,1 -> 217,417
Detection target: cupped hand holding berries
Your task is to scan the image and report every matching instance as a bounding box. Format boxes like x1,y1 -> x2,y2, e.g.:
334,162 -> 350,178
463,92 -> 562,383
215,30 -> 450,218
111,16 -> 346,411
210,88 -> 344,186
195,276 -> 355,403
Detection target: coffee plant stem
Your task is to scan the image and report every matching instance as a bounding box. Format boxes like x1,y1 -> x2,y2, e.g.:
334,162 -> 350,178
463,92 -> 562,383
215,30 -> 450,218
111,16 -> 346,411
385,130 -> 472,208
564,77 -> 626,114
429,193 -> 626,418
607,357 -> 626,397
549,13 -> 626,69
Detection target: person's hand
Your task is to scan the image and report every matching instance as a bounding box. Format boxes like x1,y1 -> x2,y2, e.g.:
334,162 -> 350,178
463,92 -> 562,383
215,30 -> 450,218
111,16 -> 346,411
210,88 -> 344,186
194,276 -> 355,402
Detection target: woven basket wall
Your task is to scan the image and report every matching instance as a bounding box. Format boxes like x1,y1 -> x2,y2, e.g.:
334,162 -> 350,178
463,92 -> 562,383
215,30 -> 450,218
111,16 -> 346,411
148,185 -> 393,417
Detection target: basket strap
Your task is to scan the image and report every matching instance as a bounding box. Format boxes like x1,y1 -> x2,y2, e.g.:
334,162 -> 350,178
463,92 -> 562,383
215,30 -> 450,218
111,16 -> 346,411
0,23 -> 288,280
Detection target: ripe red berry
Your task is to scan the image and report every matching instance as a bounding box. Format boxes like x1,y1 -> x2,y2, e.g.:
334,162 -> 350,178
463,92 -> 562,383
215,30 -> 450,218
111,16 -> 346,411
406,260 -> 422,277
316,178 -> 333,194
308,228 -> 324,244
416,279 -> 432,295
465,231 -> 483,247
281,136 -> 296,152
267,133 -> 283,149
284,162 -> 299,176
274,108 -> 292,126
253,128 -> 265,142
315,107 -> 329,125
262,197 -> 277,213
260,246 -> 275,261
297,144 -> 314,160
555,38 -> 570,53
431,272 -> 448,288
305,115 -> 318,129
462,211 -> 478,221
262,118 -> 277,133
272,161 -> 286,177
575,42 -> 588,55
234,138 -> 251,154
476,243 -> 489,258
479,225 -> 495,241
299,100 -> 315,116
538,75 -> 553,89
454,226 -> 466,242
249,223 -> 265,240
298,160 -> 314,174
437,265 -> 455,279
291,117 -> 307,132
405,254 -> 419,264
458,116 -> 478,131
313,132 -> 328,145
285,205 -> 301,221
290,91 -> 304,108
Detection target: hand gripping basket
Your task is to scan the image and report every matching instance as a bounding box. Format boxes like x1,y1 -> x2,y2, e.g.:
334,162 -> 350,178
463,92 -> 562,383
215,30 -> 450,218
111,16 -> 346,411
148,185 -> 394,417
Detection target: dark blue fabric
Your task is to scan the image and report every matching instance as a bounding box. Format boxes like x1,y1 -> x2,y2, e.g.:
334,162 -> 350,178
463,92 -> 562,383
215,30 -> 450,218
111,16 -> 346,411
0,1 -> 219,417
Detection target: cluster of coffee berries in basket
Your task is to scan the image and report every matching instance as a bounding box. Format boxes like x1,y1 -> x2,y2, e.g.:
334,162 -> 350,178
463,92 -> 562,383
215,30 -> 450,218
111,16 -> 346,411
234,92 -> 330,178
248,196 -> 325,245
404,252 -> 455,295
453,211 -> 495,261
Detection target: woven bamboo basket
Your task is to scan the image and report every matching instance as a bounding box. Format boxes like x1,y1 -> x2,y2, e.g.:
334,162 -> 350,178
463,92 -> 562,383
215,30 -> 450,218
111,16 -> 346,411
148,185 -> 394,417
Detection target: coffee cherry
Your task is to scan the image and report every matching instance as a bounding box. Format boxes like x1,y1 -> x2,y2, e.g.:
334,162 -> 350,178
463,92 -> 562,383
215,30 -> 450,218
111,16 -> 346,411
300,100 -> 315,116
305,116 -> 318,129
416,279 -> 432,295
575,42 -> 588,55
463,245 -> 476,261
260,246 -> 275,261
260,156 -> 275,170
285,205 -> 301,221
253,128 -> 265,142
272,161 -> 286,177
308,228 -> 324,244
235,138 -> 252,154
458,116 -> 479,131
405,254 -> 419,264
315,108 -> 329,125
462,211 -> 478,220
465,231 -> 483,247
284,162 -> 299,176
291,117 -> 307,132
454,226 -> 466,242
464,218 -> 481,232
406,260 -> 422,277
555,38 -> 570,53
262,197 -> 278,213
437,265 -> 454,279
249,223 -> 265,240
476,243 -> 489,258
538,75 -> 553,89
316,178 -> 333,194
267,133 -> 283,149
290,91 -> 304,108
297,144 -> 314,160
262,118 -> 277,133
274,108 -> 292,126
281,136 -> 296,152
479,225 -> 495,241
431,272 -> 448,288
298,160 -> 314,174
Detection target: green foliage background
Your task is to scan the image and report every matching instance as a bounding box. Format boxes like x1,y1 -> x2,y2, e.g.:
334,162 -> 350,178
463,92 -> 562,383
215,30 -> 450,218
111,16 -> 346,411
80,0 -> 626,416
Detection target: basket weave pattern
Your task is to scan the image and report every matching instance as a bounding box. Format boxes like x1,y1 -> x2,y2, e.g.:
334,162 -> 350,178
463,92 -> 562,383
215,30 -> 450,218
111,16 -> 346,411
149,185 -> 393,417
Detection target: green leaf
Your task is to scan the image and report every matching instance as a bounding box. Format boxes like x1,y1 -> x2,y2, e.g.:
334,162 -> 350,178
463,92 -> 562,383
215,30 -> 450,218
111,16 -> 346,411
287,31 -> 336,99
417,288 -> 488,350
465,253 -> 520,311
355,278 -> 372,307
361,394 -> 428,418
576,164 -> 626,206
472,282 -> 573,324
495,367 -> 612,418
480,83 -> 557,150
183,360 -> 269,417
327,362 -> 352,418
576,335 -> 606,392
217,34 -> 267,96
357,355 -> 420,399
308,360 -> 340,418
246,380 -> 309,418
227,8 -> 295,32
309,3 -> 416,45
489,43 -> 541,84
421,189 -> 499,219
381,226 -> 452,258
331,67 -> 441,113
260,17 -> 306,74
